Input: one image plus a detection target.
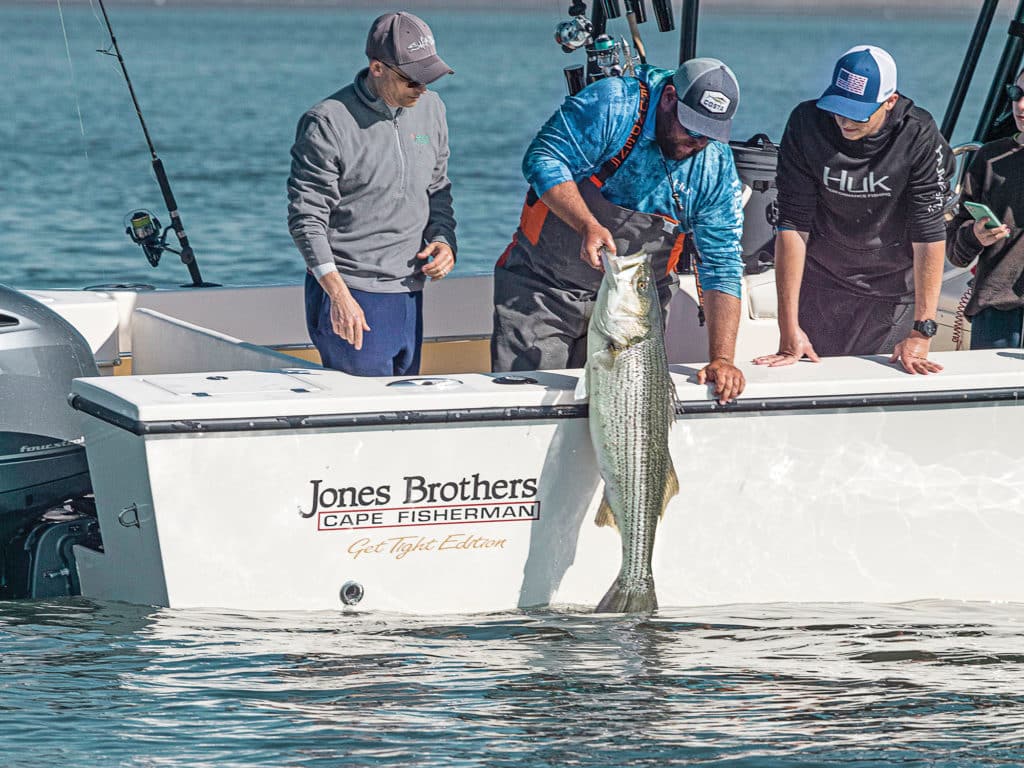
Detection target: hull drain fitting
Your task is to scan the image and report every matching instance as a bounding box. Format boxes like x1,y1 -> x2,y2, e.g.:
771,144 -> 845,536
340,581 -> 364,606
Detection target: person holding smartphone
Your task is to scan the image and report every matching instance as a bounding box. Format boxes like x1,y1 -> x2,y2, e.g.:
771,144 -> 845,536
948,67 -> 1024,349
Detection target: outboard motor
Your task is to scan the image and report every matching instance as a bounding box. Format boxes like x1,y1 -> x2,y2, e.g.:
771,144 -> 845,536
0,285 -> 101,599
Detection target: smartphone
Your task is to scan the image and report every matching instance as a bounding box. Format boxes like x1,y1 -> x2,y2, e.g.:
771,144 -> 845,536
963,201 -> 1003,229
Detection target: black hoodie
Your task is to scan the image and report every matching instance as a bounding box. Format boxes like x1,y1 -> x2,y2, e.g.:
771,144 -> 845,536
775,96 -> 953,301
949,137 -> 1024,316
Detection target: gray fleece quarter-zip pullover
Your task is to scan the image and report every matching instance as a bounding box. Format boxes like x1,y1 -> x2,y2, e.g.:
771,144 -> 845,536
287,68 -> 456,293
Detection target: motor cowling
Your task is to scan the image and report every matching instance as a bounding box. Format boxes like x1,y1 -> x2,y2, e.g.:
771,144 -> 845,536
0,284 -> 99,442
0,285 -> 98,598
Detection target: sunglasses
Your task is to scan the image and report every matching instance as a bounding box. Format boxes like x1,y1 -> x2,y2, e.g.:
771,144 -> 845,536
382,61 -> 424,89
685,127 -> 708,140
1006,84 -> 1024,101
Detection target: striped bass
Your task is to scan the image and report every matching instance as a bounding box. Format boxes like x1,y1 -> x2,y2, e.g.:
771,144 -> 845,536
576,249 -> 679,613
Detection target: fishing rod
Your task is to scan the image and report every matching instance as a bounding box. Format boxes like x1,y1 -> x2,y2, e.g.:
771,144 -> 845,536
95,0 -> 216,288
940,0 -> 1000,141
678,0 -> 697,64
555,0 -> 675,95
973,0 -> 1024,143
626,1 -> 649,65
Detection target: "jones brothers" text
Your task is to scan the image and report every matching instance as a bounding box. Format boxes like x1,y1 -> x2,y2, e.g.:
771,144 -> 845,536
306,473 -> 538,517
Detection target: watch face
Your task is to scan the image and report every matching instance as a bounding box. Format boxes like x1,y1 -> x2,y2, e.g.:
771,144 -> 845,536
915,319 -> 938,337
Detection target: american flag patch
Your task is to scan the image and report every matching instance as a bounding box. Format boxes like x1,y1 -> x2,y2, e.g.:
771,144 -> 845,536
836,68 -> 868,96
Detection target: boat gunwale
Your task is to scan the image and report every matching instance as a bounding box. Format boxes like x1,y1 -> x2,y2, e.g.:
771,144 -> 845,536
68,386 -> 1024,436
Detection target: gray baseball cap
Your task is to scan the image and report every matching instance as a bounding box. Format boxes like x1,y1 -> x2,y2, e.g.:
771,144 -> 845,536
672,58 -> 739,142
365,11 -> 453,85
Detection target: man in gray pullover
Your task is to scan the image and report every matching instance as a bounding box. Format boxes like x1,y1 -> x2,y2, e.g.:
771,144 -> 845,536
288,11 -> 457,376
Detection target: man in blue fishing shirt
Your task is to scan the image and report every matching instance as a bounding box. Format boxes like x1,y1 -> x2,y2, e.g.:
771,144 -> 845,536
491,59 -> 746,403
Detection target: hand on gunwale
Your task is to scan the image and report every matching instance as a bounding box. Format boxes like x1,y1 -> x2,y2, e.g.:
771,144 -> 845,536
753,328 -> 820,367
697,358 -> 745,405
890,335 -> 943,375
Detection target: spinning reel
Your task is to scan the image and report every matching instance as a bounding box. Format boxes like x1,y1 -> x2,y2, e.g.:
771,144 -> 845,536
124,209 -> 178,268
553,1 -> 674,94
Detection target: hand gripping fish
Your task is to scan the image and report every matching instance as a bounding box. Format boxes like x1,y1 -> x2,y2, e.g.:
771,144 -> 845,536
575,248 -> 679,613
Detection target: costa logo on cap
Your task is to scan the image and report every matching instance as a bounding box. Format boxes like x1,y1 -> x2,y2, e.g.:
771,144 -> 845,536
671,58 -> 740,142
700,90 -> 731,114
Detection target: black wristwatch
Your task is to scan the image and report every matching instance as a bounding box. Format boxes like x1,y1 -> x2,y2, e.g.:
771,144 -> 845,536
912,319 -> 938,338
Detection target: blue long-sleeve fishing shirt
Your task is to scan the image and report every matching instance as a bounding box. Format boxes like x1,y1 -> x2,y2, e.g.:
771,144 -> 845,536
523,66 -> 744,298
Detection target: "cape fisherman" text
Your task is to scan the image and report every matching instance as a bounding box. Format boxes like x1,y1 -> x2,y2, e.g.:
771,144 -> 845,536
319,501 -> 541,531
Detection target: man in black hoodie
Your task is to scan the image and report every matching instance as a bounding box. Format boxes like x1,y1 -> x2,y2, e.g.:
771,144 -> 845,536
754,45 -> 953,374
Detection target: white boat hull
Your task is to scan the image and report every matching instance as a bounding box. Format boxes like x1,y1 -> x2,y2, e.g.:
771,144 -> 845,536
1,259 -> 995,611
70,353 -> 1024,613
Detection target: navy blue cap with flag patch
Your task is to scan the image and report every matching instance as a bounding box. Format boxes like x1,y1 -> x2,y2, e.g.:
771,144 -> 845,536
817,45 -> 897,122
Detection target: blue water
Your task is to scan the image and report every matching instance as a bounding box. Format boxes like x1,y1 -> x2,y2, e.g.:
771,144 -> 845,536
2,598 -> 1023,766
4,5 -> 1024,765
0,3 -> 1006,288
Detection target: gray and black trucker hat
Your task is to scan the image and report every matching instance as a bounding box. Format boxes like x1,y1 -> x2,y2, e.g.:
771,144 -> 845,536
366,11 -> 453,85
672,58 -> 739,142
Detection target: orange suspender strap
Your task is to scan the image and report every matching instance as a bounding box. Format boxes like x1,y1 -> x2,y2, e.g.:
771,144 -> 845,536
520,198 -> 548,246
663,228 -> 705,325
497,191 -> 550,265
666,232 -> 685,275
496,233 -> 518,268
589,81 -> 651,189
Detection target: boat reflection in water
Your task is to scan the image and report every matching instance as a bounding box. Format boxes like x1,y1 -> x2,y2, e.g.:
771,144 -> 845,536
4,595 -> 1021,764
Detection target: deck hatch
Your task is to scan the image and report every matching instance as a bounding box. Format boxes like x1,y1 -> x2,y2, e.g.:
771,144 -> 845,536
142,370 -> 325,397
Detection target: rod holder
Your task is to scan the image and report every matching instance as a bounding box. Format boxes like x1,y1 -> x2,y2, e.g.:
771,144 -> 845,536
653,0 -> 675,32
564,65 -> 586,95
627,0 -> 647,23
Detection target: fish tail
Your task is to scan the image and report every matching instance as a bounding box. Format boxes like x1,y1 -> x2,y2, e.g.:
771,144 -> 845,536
595,576 -> 658,614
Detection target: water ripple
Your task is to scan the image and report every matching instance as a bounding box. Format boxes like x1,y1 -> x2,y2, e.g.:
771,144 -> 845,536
2,600 -> 1024,766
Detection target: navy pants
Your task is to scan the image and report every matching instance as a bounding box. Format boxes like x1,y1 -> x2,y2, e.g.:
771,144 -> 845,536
970,307 -> 1024,350
305,273 -> 423,376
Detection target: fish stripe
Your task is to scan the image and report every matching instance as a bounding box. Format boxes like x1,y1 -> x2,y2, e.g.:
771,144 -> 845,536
586,254 -> 678,611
